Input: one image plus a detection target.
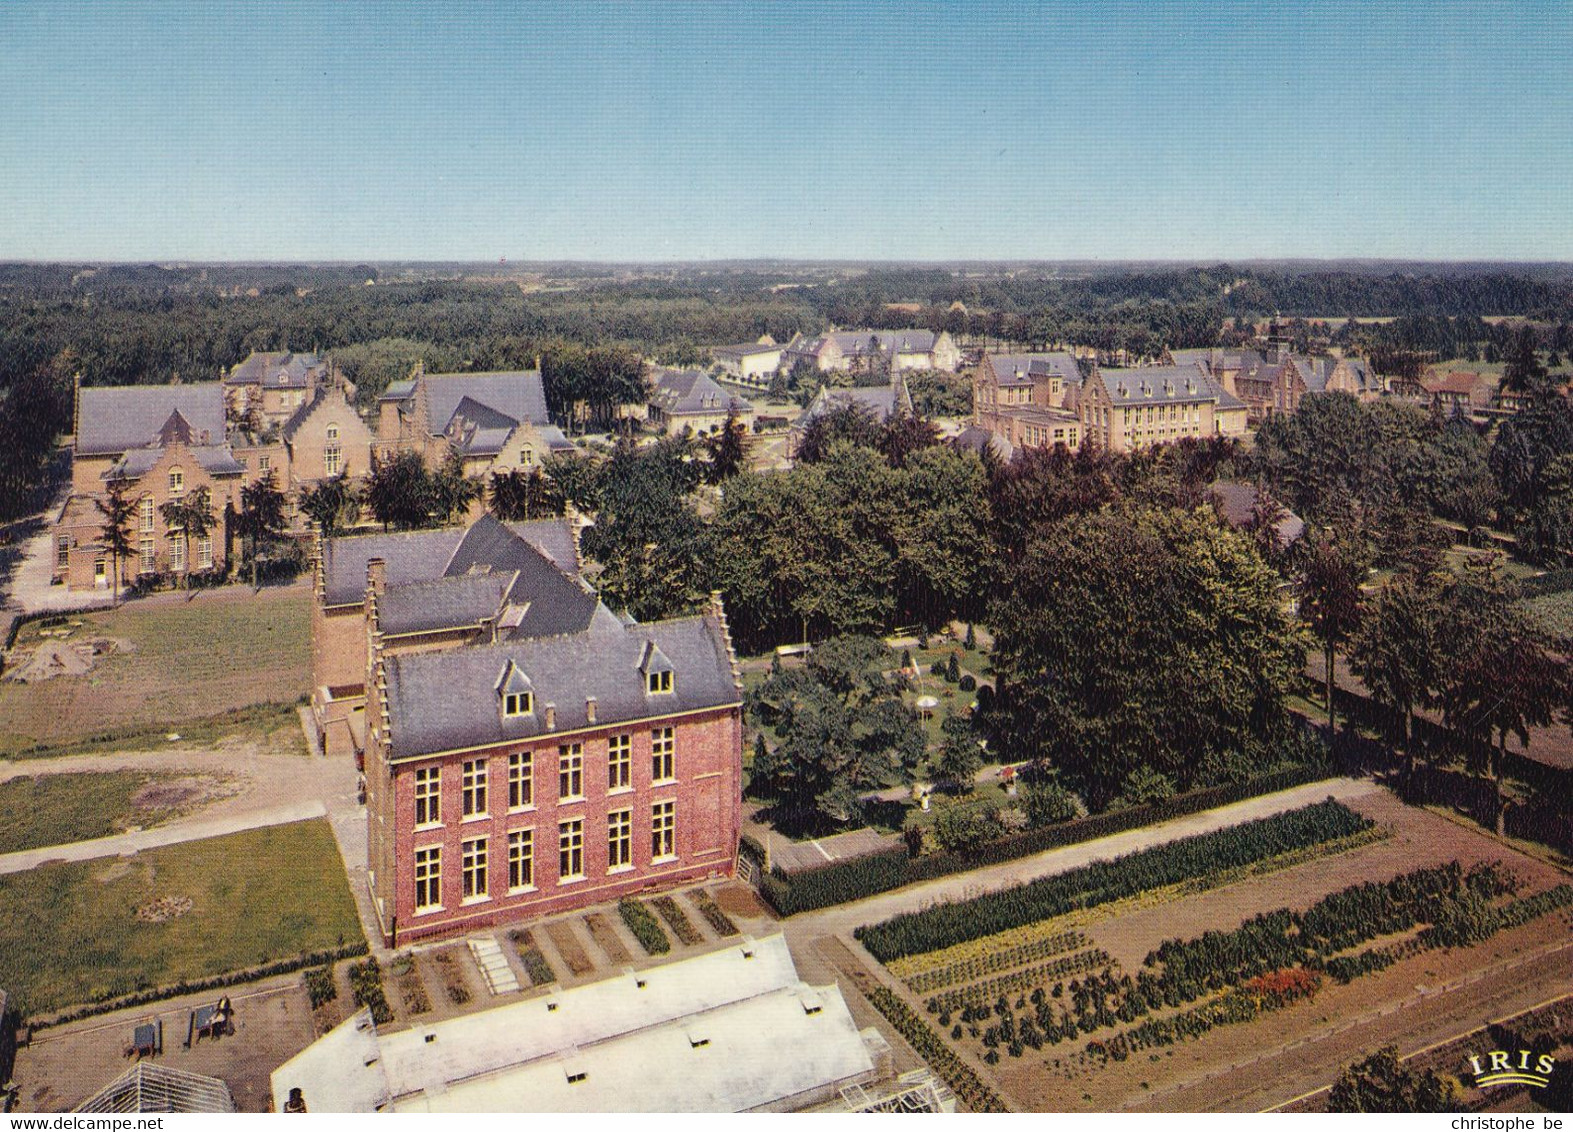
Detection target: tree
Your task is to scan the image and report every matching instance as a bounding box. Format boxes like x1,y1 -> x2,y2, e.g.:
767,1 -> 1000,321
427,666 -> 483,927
935,711 -> 983,788
364,450 -> 435,531
1327,1046 -> 1462,1113
932,800 -> 1004,852
299,472 -> 358,540
746,635 -> 922,830
1022,778 -> 1084,827
793,401 -> 884,463
1296,531 -> 1367,736
159,485 -> 215,587
1500,324 -> 1550,396
237,470 -> 287,586
878,412 -> 941,469
1348,569 -> 1447,779
1437,570 -> 1567,835
431,451 -> 483,524
487,467 -> 566,522
94,480 -> 136,606
704,407 -> 749,483
987,505 -> 1304,810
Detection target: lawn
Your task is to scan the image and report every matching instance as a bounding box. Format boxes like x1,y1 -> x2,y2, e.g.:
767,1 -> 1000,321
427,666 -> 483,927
0,585 -> 311,755
0,770 -> 230,854
0,818 -> 363,1016
1523,591 -> 1573,639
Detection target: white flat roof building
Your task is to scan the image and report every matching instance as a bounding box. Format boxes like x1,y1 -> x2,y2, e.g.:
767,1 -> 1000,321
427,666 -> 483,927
272,934 -> 900,1113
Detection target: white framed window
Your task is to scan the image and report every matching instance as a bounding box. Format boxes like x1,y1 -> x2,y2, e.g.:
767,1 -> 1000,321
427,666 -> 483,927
607,734 -> 631,791
138,537 -> 155,574
508,751 -> 533,810
646,669 -> 673,694
169,533 -> 186,573
651,800 -> 676,862
462,759 -> 488,818
258,455 -> 271,471
508,829 -> 534,892
414,846 -> 442,912
461,837 -> 488,902
559,818 -> 584,881
326,423 -> 340,441
324,445 -> 342,476
414,766 -> 441,827
608,809 -> 632,871
558,743 -> 583,801
168,468 -> 185,494
56,536 -> 70,569
139,496 -> 155,533
651,727 -> 675,783
197,535 -> 214,569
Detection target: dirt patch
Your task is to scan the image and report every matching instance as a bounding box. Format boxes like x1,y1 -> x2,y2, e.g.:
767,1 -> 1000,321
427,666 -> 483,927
129,773 -> 238,817
583,913 -> 633,965
714,883 -> 769,921
431,949 -> 473,1006
397,969 -> 433,1016
93,859 -> 142,884
546,920 -> 595,977
135,894 -> 193,922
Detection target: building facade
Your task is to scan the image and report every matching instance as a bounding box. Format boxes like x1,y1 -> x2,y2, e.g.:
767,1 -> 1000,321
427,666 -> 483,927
781,329 -> 961,375
648,368 -> 756,433
971,352 -> 1085,452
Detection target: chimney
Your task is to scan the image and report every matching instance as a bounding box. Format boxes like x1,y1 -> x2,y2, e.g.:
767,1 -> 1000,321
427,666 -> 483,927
544,703 -> 556,730
585,697 -> 597,725
201,429 -> 210,445
367,557 -> 387,596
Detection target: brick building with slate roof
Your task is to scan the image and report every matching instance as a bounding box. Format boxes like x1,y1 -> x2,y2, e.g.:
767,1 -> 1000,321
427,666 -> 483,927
310,513 -> 743,943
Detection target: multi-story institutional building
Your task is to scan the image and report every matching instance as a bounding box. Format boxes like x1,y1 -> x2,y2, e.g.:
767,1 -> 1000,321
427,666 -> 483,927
787,375 -> 915,457
310,514 -> 743,944
781,329 -> 961,375
1169,347 -> 1381,422
1079,365 -> 1250,452
971,352 -> 1086,452
710,338 -> 784,384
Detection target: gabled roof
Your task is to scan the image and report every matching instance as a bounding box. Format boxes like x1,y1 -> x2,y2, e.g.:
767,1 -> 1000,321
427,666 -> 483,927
651,369 -> 754,416
803,379 -> 913,423
320,515 -> 580,606
77,383 -> 227,456
382,611 -> 738,759
1211,482 -> 1306,547
712,341 -> 783,360
952,425 -> 1015,461
223,351 -> 325,388
425,371 -> 549,432
981,352 -> 1081,388
378,571 -> 517,636
1423,370 -> 1492,396
106,444 -> 245,480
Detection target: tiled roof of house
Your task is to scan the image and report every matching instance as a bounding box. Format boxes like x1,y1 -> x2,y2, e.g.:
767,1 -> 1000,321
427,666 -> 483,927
1211,481 -> 1306,547
711,341 -> 782,360
803,378 -> 914,423
651,369 -> 754,416
320,515 -> 579,606
378,571 -> 516,636
223,351 -> 325,388
423,371 -> 550,433
382,610 -> 739,759
1423,371 -> 1491,396
76,383 -> 227,456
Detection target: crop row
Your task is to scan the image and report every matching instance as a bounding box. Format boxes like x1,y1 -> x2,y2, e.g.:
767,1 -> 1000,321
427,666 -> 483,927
857,799 -> 1372,962
617,898 -> 672,955
924,949 -> 1111,1016
347,957 -> 393,1025
1089,969 -> 1323,1061
888,918 -> 1095,980
906,931 -> 1088,994
864,985 -> 1010,1113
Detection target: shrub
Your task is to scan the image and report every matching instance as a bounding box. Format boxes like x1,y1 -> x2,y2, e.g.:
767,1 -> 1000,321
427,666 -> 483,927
303,965 -> 338,1009
1023,780 -> 1085,827
964,623 -> 977,650
946,652 -> 962,682
347,958 -> 393,1024
618,898 -> 672,955
864,986 -> 1009,1112
933,801 -> 1005,852
1120,766 -> 1176,807
651,895 -> 704,946
959,673 -> 976,692
691,888 -> 739,937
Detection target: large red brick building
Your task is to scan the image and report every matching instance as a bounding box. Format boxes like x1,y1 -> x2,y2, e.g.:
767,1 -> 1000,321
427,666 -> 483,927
312,515 -> 744,945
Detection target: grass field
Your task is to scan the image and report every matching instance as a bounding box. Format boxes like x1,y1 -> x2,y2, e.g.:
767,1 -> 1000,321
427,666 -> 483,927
0,586 -> 311,755
0,818 -> 362,1016
0,770 -> 229,854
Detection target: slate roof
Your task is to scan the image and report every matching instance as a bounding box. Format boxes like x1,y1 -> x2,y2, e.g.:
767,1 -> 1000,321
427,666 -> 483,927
802,379 -> 913,423
982,352 -> 1081,388
320,515 -> 579,607
952,425 -> 1015,461
223,351 -> 325,389
1211,482 -> 1306,547
651,369 -> 754,416
424,371 -> 550,432
536,423 -> 577,452
76,384 -> 228,456
379,379 -> 416,402
106,444 -> 245,479
280,388 -> 326,442
377,571 -> 516,636
1100,365 -> 1219,406
382,611 -> 739,759
711,341 -> 782,360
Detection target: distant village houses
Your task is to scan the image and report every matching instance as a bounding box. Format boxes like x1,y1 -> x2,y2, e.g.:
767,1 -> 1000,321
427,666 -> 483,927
648,368 -> 756,434
780,329 -> 961,375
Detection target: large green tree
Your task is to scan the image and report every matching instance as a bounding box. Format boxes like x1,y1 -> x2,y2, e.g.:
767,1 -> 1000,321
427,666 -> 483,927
1328,1046 -> 1462,1113
94,480 -> 136,605
987,505 -> 1305,810
746,636 -> 923,830
1348,567 -> 1448,778
1296,530 -> 1367,736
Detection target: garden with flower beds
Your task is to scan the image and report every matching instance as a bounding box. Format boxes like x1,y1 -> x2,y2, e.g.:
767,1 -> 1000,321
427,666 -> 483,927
852,792 -> 1573,1110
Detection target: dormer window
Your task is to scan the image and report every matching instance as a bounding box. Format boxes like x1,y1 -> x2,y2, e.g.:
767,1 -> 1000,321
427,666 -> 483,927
640,641 -> 675,695
169,468 -> 185,494
504,691 -> 533,717
647,669 -> 673,695
497,660 -> 534,718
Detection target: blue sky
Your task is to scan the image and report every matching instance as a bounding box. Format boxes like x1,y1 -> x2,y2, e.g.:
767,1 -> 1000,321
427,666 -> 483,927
2,1 -> 1570,262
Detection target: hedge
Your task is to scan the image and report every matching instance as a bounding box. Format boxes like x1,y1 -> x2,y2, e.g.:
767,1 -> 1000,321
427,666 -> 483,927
30,941 -> 369,1029
757,765 -> 1333,916
618,898 -> 672,955
856,799 -> 1370,961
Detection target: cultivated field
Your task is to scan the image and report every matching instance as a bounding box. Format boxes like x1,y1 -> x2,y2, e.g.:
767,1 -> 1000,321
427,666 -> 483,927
852,791 -> 1573,1112
0,585 -> 311,755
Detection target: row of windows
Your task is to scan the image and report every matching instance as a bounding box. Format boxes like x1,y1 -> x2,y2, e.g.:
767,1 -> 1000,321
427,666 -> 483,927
412,802 -> 677,912
500,674 -> 673,721
412,729 -> 675,827
134,534 -> 214,574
